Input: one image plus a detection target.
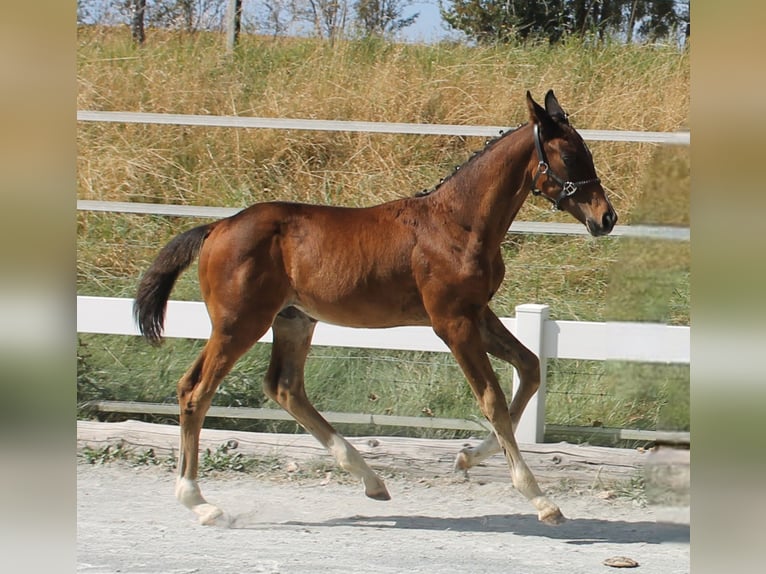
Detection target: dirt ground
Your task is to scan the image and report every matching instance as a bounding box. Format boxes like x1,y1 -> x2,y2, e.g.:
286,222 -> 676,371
77,443 -> 689,574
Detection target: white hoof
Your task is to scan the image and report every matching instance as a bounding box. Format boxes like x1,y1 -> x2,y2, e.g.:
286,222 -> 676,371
176,477 -> 226,525
194,503 -> 225,526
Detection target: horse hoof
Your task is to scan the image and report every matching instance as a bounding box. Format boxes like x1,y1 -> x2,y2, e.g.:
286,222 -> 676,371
453,449 -> 471,472
365,486 -> 391,501
195,503 -> 225,526
538,507 -> 566,526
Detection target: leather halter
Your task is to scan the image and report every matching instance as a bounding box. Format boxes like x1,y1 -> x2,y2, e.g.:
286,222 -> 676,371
531,123 -> 600,211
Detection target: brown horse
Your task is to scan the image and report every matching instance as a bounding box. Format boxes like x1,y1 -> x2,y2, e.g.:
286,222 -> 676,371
134,90 -> 616,526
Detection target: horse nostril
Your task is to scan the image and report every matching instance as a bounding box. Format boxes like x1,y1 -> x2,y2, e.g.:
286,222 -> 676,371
603,210 -> 617,231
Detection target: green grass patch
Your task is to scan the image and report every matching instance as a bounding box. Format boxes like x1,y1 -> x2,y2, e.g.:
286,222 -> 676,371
545,359 -> 689,434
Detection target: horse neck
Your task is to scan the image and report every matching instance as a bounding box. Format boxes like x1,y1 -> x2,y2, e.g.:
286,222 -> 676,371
429,123 -> 535,249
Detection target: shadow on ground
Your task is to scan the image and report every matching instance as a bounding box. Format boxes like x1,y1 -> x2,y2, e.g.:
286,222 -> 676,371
229,512 -> 689,545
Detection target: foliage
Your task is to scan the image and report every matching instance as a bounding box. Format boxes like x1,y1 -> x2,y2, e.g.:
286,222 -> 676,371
80,443 -> 132,464
440,0 -> 567,44
303,0 -> 350,40
355,0 -> 419,37
612,472 -> 647,505
80,0 -> 689,44
440,0 -> 690,45
199,441 -> 262,474
80,443 -> 175,468
78,441 -> 273,473
82,0 -> 421,40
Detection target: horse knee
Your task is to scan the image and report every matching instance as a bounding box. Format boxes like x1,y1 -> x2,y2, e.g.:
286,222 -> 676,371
518,345 -> 540,370
516,349 -> 540,386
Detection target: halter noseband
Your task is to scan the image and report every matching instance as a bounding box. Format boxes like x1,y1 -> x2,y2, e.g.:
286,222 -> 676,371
531,123 -> 600,211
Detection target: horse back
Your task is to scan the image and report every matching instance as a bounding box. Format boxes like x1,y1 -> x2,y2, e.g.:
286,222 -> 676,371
199,200 -> 432,327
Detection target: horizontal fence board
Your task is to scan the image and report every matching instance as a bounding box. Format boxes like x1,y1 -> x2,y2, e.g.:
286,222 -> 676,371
76,296 -> 454,351
77,296 -> 689,363
545,424 -> 689,445
85,401 -> 492,432
76,200 -> 690,241
77,295 -> 689,444
82,402 -> 686,444
77,110 -> 690,145
546,320 -> 690,363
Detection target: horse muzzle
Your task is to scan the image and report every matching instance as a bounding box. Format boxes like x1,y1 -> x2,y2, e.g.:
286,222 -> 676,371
586,208 -> 618,237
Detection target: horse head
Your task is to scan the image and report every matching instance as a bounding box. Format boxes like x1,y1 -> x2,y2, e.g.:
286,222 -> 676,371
526,90 -> 617,236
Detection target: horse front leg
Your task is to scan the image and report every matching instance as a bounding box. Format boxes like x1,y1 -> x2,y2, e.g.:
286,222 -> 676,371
432,313 -> 564,525
455,308 -> 541,472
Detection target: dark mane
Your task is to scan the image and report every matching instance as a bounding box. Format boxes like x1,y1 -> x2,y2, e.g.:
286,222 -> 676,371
413,123 -> 525,197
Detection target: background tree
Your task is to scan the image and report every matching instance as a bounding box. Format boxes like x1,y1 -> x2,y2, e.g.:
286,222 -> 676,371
440,0 -> 569,44
145,0 -> 227,31
637,0 -> 683,42
130,0 -> 147,44
441,0 -> 689,45
355,0 -> 418,37
302,0 -> 349,40
255,0 -> 298,37
225,0 -> 242,50
569,0 -> 626,40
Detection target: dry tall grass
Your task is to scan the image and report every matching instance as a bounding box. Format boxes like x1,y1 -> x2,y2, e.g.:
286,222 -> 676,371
77,26 -> 689,324
77,27 -> 690,434
77,27 -> 688,207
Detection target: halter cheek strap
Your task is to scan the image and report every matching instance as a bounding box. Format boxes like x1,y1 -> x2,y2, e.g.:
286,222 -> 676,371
531,123 -> 600,211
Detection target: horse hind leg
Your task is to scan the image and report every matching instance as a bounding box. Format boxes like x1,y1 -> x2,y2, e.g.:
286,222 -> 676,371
264,307 -> 390,501
175,317 -> 273,525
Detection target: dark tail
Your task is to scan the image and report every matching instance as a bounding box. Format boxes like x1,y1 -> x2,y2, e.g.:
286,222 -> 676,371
133,224 -> 211,345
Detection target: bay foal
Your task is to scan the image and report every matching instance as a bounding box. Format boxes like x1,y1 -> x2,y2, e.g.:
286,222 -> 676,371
134,90 -> 617,525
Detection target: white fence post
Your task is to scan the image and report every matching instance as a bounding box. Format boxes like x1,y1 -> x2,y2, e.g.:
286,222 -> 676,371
512,304 -> 549,444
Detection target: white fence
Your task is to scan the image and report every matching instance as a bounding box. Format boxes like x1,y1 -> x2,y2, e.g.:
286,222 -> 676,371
76,111 -> 691,144
77,111 -> 690,241
76,296 -> 690,443
78,112 -> 690,443
76,200 -> 689,241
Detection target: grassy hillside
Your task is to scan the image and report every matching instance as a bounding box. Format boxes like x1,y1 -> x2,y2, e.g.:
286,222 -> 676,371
77,27 -> 689,440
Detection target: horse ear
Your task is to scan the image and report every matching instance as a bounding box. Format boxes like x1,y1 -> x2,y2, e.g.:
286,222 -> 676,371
526,91 -> 546,123
544,90 -> 569,124
526,91 -> 557,134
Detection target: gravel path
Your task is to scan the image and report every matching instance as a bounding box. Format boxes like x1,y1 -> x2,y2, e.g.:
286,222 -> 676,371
77,462 -> 688,574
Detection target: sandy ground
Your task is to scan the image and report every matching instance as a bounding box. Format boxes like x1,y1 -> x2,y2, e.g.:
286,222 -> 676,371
77,460 -> 689,574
